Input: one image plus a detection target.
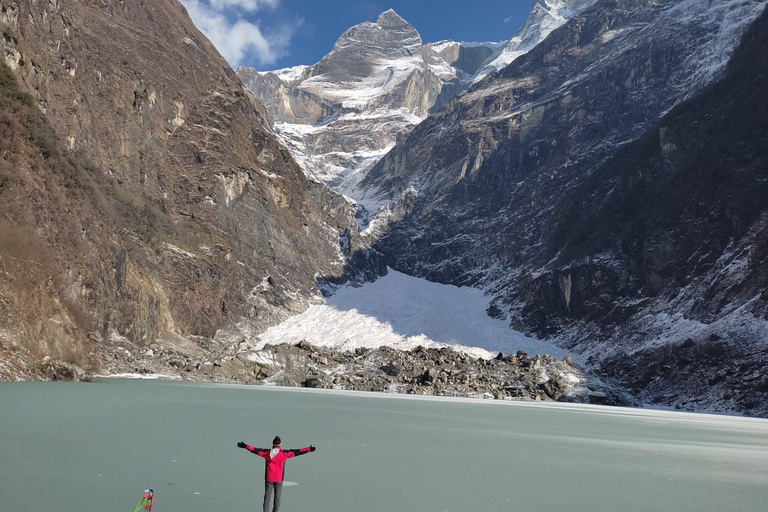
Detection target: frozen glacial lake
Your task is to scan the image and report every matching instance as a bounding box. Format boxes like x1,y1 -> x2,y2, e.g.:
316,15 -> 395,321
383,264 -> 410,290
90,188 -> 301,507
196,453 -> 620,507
1,379 -> 767,512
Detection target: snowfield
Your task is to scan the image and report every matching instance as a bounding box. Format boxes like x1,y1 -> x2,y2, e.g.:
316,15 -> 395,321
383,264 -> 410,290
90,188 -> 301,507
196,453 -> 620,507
255,269 -> 574,360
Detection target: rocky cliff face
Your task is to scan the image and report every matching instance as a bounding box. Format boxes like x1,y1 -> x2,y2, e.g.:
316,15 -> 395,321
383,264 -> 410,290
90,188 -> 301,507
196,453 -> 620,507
0,0 -> 364,378
237,10 -> 500,210
534,7 -> 768,415
359,0 -> 768,415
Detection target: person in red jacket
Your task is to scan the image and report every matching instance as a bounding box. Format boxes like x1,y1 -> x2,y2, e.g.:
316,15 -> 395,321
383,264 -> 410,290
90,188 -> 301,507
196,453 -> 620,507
237,436 -> 316,512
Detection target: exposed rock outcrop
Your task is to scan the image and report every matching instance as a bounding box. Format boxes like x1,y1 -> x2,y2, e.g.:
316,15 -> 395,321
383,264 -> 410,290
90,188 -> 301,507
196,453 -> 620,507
0,0 -> 365,376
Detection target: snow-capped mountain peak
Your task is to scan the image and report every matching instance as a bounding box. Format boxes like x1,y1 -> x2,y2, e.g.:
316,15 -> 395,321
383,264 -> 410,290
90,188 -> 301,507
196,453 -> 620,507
473,0 -> 598,83
300,11 -> 426,112
321,8 -> 422,68
237,11 -> 501,204
376,8 -> 411,29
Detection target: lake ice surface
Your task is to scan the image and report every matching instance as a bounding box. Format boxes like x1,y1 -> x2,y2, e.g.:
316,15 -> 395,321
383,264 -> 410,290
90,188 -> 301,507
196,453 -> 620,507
1,380 -> 767,512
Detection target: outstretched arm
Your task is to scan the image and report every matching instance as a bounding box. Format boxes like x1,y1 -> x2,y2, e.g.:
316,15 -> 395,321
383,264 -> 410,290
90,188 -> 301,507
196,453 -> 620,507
237,441 -> 270,458
285,446 -> 316,458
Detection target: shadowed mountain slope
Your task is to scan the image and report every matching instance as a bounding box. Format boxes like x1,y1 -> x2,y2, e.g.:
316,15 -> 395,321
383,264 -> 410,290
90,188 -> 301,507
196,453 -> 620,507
356,0 -> 768,414
531,7 -> 768,414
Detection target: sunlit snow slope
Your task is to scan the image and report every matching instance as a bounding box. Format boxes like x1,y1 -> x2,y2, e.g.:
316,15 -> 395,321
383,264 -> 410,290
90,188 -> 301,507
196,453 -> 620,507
255,269 -> 572,360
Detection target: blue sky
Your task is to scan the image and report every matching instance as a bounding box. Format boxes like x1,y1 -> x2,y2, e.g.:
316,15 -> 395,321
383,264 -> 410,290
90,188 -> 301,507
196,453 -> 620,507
178,0 -> 536,70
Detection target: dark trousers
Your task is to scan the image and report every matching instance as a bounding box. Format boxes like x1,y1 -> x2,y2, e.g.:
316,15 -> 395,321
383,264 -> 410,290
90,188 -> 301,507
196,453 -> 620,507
263,481 -> 283,512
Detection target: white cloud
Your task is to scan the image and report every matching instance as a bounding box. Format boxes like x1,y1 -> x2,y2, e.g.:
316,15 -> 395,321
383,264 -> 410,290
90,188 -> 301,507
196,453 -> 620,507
207,0 -> 279,12
179,0 -> 299,68
503,15 -> 515,24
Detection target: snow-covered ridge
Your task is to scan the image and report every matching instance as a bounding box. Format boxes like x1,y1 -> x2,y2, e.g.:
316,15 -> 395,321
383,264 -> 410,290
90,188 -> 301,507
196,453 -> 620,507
272,65 -> 308,83
473,0 -> 598,83
427,39 -> 505,54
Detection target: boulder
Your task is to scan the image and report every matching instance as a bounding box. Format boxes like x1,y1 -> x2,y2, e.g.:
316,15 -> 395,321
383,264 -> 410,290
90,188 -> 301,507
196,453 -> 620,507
388,360 -> 403,376
421,368 -> 438,384
540,375 -> 567,400
280,374 -> 300,387
42,357 -> 87,382
304,377 -> 324,388
588,391 -> 609,404
297,340 -> 316,352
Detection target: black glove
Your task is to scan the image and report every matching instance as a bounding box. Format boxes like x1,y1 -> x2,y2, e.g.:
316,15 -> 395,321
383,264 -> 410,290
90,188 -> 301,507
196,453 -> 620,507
237,441 -> 247,449
309,445 -> 316,452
